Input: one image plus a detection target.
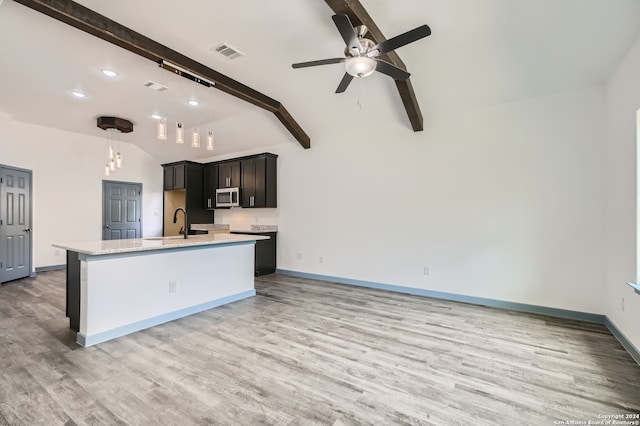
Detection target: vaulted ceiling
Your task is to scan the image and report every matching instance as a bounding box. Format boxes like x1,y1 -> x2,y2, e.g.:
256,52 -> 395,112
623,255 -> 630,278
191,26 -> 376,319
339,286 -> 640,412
0,0 -> 639,162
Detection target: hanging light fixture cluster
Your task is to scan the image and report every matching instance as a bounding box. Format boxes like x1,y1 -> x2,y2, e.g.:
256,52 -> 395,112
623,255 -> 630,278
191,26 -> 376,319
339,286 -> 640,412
97,116 -> 133,176
154,60 -> 216,152
105,140 -> 122,176
154,118 -> 214,152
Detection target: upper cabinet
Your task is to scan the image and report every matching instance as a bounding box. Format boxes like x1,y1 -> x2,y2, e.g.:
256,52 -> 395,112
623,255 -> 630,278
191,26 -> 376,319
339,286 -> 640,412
218,161 -> 240,189
202,153 -> 277,210
241,154 -> 277,208
203,163 -> 218,209
163,162 -> 186,190
162,161 -> 203,194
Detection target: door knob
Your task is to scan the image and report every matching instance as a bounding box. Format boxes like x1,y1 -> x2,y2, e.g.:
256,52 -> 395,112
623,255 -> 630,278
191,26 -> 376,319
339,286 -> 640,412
105,225 -> 111,229
24,228 -> 32,232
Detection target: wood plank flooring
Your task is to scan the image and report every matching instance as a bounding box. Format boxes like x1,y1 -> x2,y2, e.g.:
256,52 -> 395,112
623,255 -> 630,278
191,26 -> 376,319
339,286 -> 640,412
0,271 -> 639,425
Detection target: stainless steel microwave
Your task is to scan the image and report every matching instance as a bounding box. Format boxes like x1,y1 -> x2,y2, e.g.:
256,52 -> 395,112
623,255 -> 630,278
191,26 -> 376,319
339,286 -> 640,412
216,187 -> 240,208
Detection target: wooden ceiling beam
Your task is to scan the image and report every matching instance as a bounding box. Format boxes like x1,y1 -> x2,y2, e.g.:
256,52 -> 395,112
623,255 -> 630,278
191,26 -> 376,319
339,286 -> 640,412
324,0 -> 424,132
13,0 -> 311,149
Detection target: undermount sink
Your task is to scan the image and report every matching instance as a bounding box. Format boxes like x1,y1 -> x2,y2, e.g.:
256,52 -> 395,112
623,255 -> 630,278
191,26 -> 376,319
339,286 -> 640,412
143,236 -> 185,241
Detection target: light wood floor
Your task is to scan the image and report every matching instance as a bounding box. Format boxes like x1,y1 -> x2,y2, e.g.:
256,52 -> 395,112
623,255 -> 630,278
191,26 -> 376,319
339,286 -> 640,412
0,271 -> 638,425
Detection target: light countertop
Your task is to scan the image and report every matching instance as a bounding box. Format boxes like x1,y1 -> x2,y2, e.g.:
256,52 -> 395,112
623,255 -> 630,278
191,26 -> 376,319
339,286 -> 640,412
52,233 -> 269,256
230,229 -> 277,234
191,224 -> 278,233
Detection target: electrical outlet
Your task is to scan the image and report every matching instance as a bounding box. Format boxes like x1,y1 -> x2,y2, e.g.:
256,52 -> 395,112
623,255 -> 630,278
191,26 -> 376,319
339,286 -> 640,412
319,256 -> 324,264
423,266 -> 430,276
169,281 -> 177,293
621,297 -> 625,312
296,252 -> 303,261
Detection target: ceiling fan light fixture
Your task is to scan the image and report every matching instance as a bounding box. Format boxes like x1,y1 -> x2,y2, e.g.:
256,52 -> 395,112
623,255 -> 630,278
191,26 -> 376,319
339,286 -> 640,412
345,57 -> 376,78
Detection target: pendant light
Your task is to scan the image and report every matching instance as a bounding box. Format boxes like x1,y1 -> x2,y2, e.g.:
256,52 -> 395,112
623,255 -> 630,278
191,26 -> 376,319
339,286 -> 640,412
108,145 -> 116,171
96,116 -> 134,176
206,131 -> 214,151
176,122 -> 184,144
191,128 -> 200,148
157,117 -> 167,140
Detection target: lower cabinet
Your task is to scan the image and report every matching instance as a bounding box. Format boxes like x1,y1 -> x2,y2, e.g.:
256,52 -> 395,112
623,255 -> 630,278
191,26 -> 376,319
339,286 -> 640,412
231,231 -> 276,276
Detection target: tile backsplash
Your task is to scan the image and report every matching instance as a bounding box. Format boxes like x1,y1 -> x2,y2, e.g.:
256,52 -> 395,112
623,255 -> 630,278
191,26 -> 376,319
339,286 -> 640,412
215,208 -> 279,231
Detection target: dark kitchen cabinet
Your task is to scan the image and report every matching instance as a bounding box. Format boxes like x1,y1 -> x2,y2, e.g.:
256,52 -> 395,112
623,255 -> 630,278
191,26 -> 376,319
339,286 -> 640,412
163,162 -> 186,190
231,231 -> 277,276
202,152 -> 277,209
241,154 -> 277,208
203,163 -> 218,209
218,161 -> 240,188
161,161 -> 212,233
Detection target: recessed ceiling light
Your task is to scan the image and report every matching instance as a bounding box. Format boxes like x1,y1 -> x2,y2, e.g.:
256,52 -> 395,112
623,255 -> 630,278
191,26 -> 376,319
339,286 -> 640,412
71,91 -> 86,98
187,100 -> 199,106
151,114 -> 162,120
101,69 -> 118,77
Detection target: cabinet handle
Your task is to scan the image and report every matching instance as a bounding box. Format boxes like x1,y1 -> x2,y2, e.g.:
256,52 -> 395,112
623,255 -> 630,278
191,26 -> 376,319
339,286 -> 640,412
250,195 -> 254,207
207,198 -> 211,208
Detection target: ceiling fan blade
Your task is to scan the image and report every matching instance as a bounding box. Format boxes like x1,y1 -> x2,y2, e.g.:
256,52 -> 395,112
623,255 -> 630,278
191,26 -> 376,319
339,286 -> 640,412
369,25 -> 431,57
292,58 -> 345,68
375,60 -> 411,80
332,14 -> 360,54
335,73 -> 354,93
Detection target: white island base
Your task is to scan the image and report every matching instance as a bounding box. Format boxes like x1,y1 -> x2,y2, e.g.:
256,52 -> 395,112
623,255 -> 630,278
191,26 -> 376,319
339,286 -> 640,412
54,234 -> 266,347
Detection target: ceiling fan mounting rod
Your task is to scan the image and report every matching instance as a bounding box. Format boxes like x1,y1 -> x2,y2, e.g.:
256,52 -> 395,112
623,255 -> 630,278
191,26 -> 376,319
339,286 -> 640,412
355,25 -> 368,39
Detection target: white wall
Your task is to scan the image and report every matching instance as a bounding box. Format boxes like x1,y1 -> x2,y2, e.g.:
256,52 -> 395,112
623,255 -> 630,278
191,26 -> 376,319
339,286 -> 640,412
213,85 -> 607,314
0,118 -> 164,269
605,35 -> 640,350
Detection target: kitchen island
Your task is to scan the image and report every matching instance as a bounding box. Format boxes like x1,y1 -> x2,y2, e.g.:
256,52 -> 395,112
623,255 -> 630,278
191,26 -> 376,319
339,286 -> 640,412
53,233 -> 268,347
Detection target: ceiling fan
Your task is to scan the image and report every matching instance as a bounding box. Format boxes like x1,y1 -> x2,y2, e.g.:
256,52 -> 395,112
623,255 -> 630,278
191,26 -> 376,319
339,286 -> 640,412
292,14 -> 431,93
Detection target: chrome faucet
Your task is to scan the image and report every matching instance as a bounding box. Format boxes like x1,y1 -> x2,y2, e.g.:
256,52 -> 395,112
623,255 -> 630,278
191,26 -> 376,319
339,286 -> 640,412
173,207 -> 188,239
